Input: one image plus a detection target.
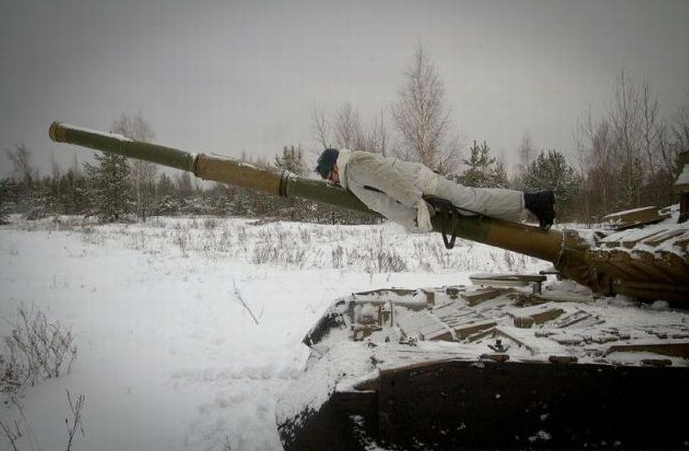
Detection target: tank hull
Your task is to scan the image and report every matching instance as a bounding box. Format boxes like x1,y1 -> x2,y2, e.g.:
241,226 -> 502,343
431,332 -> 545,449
278,358 -> 689,450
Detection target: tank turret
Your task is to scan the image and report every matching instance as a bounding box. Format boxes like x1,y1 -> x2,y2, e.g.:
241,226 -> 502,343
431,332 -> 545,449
49,122 -> 689,302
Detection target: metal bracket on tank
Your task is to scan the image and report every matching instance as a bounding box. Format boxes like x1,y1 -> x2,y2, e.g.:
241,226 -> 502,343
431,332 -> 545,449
424,196 -> 461,249
440,210 -> 459,249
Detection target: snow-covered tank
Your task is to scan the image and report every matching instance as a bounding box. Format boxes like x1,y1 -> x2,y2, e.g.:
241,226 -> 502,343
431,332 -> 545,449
277,276 -> 689,450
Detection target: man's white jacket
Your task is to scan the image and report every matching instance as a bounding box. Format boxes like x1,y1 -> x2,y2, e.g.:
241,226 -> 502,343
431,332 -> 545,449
335,149 -> 525,228
336,149 -> 437,229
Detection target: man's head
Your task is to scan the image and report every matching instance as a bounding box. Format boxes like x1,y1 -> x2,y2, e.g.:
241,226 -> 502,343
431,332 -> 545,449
315,148 -> 340,183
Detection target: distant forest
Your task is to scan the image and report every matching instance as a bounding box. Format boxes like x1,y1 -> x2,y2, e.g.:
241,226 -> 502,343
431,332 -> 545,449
2,47 -> 688,226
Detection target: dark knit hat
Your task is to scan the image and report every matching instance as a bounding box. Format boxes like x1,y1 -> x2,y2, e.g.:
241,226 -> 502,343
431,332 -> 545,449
315,148 -> 339,179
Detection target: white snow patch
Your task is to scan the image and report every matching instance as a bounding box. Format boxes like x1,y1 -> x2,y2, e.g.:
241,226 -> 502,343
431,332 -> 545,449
1,216 -> 549,451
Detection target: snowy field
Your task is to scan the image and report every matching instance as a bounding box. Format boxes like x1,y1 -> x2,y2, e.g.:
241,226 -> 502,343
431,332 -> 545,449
0,216 -> 548,451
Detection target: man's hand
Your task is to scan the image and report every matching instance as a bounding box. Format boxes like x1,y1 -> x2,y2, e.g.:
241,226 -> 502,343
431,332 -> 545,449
423,196 -> 456,215
414,200 -> 433,232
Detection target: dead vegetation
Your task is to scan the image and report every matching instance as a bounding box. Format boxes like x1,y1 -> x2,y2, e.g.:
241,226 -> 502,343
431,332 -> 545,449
0,307 -> 84,451
1,306 -> 77,396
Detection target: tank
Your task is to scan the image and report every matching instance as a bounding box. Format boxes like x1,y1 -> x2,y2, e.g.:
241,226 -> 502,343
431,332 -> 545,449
49,122 -> 689,303
50,122 -> 689,450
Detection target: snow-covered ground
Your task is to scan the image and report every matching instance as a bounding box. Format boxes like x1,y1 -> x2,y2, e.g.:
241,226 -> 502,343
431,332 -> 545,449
0,216 -> 548,451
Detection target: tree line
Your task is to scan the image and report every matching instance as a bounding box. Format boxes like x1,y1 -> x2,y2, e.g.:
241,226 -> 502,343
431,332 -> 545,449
0,128 -> 373,225
2,46 -> 687,226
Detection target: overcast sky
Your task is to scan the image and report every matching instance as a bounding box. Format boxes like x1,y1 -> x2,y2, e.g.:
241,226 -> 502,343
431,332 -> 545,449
1,0 -> 688,177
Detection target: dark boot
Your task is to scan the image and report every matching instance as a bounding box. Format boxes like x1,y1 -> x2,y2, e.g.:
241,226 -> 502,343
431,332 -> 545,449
524,191 -> 555,230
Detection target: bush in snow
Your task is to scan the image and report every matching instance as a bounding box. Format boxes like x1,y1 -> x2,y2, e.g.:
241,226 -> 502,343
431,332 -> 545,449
368,230 -> 408,273
0,306 -> 78,396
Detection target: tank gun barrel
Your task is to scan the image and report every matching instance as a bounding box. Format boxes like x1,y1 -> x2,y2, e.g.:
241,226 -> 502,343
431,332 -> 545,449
49,122 -> 370,213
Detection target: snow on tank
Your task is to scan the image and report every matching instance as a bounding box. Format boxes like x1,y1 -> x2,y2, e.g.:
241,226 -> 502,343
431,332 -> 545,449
277,277 -> 689,450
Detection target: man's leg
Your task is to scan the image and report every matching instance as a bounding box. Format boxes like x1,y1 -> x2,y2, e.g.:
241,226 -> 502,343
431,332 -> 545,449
429,177 -> 556,229
431,177 -> 524,222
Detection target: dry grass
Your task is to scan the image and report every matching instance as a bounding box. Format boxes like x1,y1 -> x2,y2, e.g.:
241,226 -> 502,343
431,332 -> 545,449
1,306 -> 77,396
4,215 -> 536,274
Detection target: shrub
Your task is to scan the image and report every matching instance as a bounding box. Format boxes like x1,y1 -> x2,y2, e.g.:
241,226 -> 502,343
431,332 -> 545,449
0,306 -> 78,395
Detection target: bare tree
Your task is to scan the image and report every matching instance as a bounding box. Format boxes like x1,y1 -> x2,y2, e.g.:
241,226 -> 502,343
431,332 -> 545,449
671,91 -> 689,161
4,144 -> 42,217
363,109 -> 389,155
575,70 -> 681,218
333,102 -> 365,150
312,102 -> 388,155
640,81 -> 660,175
391,44 -> 461,174
516,132 -> 536,182
176,171 -> 193,199
609,69 -> 644,206
49,152 -> 63,208
111,112 -> 155,142
311,104 -> 332,149
111,113 -> 157,221
5,144 -> 35,185
576,109 -> 618,218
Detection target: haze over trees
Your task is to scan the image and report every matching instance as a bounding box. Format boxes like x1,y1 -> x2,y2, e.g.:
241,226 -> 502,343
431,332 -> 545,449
1,48 -> 687,225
